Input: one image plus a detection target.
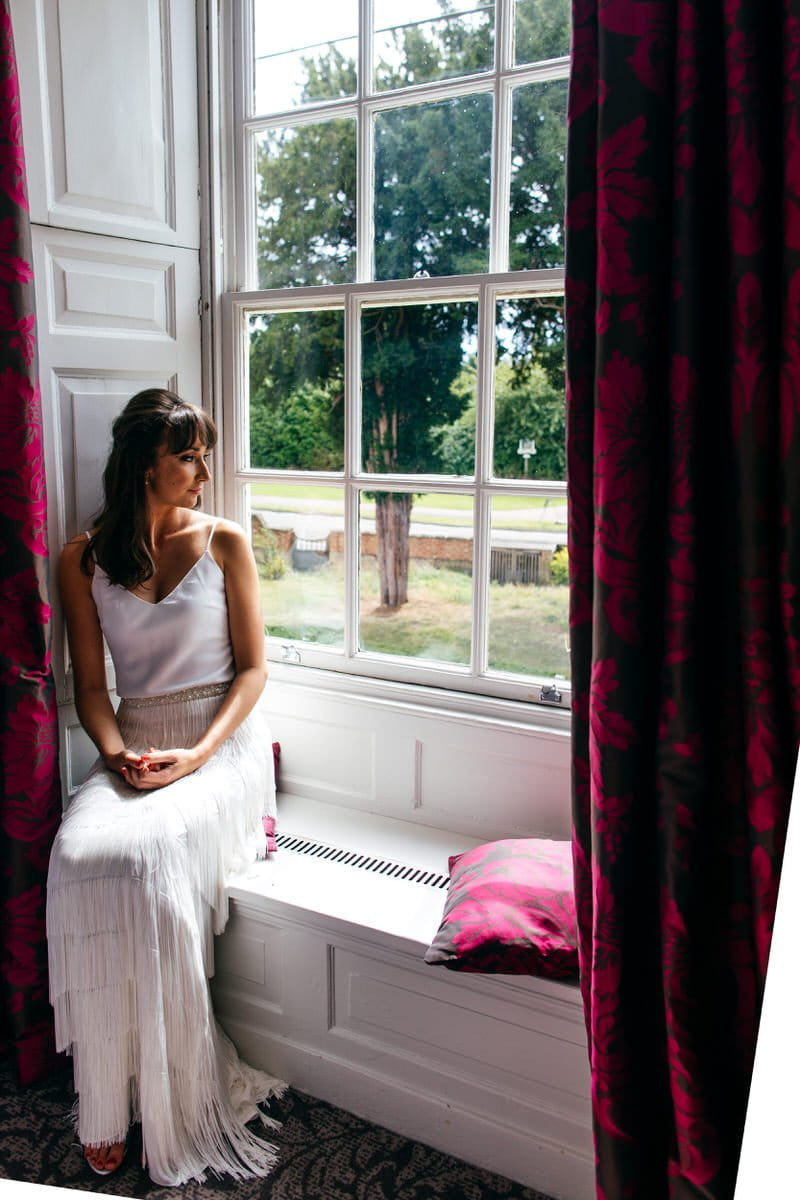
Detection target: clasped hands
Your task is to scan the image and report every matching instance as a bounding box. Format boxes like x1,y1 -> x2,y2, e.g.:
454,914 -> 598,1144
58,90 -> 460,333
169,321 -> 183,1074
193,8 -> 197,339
107,747 -> 202,789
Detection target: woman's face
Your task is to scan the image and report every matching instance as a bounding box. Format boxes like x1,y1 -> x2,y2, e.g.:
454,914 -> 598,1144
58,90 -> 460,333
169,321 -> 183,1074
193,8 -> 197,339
147,438 -> 212,510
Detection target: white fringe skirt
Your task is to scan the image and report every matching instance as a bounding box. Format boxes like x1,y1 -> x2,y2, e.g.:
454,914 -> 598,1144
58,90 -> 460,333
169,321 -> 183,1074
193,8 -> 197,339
46,683 -> 285,1187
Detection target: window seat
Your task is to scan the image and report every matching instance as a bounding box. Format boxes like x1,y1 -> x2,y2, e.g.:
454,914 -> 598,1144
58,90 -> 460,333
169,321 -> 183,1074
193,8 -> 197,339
226,793 -> 486,952
212,793 -> 594,1200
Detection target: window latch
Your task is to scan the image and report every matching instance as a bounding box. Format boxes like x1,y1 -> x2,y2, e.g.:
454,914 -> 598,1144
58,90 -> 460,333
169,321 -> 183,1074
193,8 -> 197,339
281,644 -> 301,664
539,683 -> 562,705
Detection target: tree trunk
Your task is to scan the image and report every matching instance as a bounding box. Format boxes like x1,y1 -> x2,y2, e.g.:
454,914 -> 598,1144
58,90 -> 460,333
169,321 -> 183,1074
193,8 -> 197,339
374,493 -> 412,608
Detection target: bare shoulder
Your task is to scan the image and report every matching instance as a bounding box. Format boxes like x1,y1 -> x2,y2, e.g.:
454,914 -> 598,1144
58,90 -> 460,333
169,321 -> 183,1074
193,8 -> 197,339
58,534 -> 96,609
209,517 -> 253,567
60,533 -> 92,575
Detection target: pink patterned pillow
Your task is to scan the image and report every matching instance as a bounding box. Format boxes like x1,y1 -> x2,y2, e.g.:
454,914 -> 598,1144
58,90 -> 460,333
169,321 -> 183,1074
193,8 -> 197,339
424,838 -> 578,979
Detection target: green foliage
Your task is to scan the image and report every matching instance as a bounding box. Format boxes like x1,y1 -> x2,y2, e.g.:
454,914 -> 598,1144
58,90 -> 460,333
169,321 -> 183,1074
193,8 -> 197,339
374,93 -> 492,280
501,296 -> 565,393
377,9 -> 494,91
510,1 -> 570,272
509,79 -> 568,272
249,0 -> 568,490
249,381 -> 342,472
434,361 -> 565,480
256,115 -> 356,289
515,0 -> 571,63
549,545 -> 569,586
252,524 -> 286,581
361,302 -> 476,473
248,309 -> 345,460
494,362 -> 565,480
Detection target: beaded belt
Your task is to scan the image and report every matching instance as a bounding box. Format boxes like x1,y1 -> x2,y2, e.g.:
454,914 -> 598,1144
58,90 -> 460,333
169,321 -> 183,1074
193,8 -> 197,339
121,681 -> 231,708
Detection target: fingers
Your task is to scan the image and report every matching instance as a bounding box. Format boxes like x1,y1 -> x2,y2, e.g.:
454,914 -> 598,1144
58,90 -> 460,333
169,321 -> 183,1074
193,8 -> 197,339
141,749 -> 178,767
119,748 -> 196,789
121,765 -> 161,789
121,761 -> 183,789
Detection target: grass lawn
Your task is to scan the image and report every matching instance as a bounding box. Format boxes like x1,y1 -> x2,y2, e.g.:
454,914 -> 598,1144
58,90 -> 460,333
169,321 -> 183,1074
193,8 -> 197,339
261,558 -> 570,678
251,482 -> 564,512
250,484 -> 566,533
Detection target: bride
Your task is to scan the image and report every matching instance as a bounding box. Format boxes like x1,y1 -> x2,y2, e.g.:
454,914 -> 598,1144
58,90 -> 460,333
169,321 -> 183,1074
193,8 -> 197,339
47,388 -> 283,1185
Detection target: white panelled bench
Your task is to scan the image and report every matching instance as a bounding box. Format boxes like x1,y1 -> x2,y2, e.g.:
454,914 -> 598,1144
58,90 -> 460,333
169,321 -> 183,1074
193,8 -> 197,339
61,666 -> 594,1199
212,792 -> 594,1200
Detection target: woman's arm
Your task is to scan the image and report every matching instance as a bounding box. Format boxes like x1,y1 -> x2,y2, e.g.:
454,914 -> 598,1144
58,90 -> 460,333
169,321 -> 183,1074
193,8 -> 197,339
126,521 -> 267,789
58,539 -> 148,778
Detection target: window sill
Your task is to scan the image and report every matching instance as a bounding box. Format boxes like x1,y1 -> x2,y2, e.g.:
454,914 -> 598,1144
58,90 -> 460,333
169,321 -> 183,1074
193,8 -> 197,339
265,659 -> 572,737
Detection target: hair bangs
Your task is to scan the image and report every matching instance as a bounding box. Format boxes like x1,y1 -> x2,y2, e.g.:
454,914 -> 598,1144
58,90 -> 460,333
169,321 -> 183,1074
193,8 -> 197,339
163,404 -> 218,454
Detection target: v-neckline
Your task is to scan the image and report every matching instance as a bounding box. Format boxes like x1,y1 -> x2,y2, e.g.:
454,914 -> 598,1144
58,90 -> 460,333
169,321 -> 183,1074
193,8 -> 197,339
125,550 -> 207,607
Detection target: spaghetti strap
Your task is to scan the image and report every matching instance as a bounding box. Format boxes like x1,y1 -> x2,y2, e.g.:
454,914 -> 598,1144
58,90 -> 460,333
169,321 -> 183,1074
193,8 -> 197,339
206,519 -> 219,552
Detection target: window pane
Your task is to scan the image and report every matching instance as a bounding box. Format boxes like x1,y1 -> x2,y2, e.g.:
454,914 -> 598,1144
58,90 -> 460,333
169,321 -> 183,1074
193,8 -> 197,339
255,121 -> 356,288
361,300 -> 478,474
509,80 -> 567,270
374,1 -> 494,91
250,483 -> 345,649
374,94 -> 492,280
249,310 -> 345,471
492,297 -> 565,481
359,491 -> 473,664
487,498 -> 569,678
253,1 -> 357,115
513,0 -> 571,65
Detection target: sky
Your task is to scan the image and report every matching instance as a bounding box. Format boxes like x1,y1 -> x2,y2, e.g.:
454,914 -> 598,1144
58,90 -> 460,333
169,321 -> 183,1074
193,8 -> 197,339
253,1 -> 493,112
253,2 -> 486,58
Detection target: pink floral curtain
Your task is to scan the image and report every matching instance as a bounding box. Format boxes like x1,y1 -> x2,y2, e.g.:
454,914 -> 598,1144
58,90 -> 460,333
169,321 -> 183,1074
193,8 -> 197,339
565,1 -> 800,1196
0,0 -> 62,1084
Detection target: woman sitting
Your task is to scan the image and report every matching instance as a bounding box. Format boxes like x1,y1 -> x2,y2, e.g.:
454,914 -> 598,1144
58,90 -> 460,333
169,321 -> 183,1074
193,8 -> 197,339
47,388 -> 283,1185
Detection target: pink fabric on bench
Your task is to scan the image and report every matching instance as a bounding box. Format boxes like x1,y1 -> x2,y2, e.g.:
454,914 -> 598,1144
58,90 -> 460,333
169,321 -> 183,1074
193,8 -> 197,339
424,838 -> 578,979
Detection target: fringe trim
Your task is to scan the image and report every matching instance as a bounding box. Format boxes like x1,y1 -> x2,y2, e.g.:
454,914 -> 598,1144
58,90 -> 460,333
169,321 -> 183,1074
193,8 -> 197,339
47,688 -> 281,1184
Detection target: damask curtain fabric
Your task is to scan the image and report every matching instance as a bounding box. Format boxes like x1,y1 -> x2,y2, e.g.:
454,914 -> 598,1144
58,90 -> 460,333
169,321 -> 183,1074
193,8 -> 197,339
0,0 -> 62,1084
565,2 -> 800,1197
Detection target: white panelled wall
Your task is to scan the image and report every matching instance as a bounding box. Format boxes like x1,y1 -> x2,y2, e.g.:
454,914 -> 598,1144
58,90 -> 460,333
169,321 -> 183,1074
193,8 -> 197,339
11,3 -> 590,1197
263,666 -> 572,842
11,0 -> 202,743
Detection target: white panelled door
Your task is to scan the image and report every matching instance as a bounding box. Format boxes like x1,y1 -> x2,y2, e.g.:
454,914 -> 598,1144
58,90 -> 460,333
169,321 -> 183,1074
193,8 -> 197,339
9,0 -> 203,794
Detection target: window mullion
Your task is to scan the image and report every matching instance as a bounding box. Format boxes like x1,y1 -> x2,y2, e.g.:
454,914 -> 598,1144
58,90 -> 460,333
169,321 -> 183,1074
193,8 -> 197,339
225,296 -> 250,485
357,115 -> 374,284
472,282 -> 495,678
357,0 -> 374,283
496,0 -> 514,72
359,0 -> 373,97
344,292 -> 362,658
489,88 -> 513,275
234,0 -> 256,290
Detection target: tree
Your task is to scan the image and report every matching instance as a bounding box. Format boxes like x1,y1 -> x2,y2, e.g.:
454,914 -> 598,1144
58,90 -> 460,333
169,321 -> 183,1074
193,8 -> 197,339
250,380 -> 342,472
249,0 -> 569,606
435,360 -> 565,480
493,361 -> 565,480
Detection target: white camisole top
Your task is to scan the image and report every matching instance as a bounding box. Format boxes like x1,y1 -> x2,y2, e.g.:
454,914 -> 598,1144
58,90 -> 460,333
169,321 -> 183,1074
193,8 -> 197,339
90,521 -> 236,699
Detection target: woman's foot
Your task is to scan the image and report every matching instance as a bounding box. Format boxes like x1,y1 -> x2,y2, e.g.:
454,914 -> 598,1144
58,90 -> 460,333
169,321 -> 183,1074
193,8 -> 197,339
84,1141 -> 126,1175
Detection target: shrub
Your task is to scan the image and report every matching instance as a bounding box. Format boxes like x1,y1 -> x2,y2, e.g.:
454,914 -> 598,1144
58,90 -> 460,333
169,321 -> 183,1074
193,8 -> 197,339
549,545 -> 569,586
253,525 -> 286,580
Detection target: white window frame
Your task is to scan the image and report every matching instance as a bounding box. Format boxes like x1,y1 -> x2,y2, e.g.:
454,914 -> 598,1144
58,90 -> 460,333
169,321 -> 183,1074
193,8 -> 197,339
215,0 -> 571,719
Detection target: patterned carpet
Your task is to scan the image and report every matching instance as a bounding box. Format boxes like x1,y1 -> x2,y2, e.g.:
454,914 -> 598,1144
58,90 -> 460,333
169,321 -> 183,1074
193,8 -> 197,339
0,1060 -> 556,1200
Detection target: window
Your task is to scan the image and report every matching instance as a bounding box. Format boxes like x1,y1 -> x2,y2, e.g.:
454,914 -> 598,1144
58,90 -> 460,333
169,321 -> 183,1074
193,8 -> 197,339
222,0 -> 570,706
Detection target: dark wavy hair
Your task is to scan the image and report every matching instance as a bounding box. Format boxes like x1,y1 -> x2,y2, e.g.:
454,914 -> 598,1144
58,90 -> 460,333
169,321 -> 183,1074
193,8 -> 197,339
81,389 -> 218,588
